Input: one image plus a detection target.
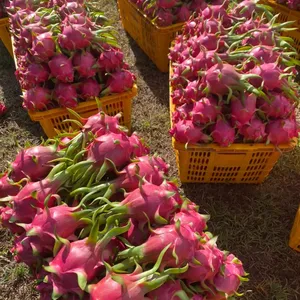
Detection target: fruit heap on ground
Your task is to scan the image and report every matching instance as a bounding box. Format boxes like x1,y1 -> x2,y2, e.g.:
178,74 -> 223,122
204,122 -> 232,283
5,0 -> 136,111
276,0 -> 300,11
169,0 -> 300,147
0,111 -> 248,299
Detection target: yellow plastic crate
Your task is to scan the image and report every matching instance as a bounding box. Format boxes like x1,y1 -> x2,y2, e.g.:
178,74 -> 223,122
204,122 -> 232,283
0,18 -> 13,57
289,206 -> 300,251
169,66 -> 296,184
117,0 -> 183,72
28,85 -> 137,138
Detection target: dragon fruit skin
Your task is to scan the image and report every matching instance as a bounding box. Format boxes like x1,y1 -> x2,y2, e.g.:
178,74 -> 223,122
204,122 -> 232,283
87,132 -> 132,168
30,32 -> 56,61
211,119 -> 236,147
10,145 -> 59,182
122,218 -> 150,246
172,210 -> 208,233
101,70 -> 136,95
157,0 -> 179,9
214,254 -> 247,296
98,47 -> 124,71
129,132 -> 150,157
231,94 -> 257,127
17,63 -> 50,86
147,280 -> 183,300
111,182 -> 178,227
258,94 -> 293,119
0,173 -> 21,198
170,120 -> 211,144
266,118 -> 298,145
58,23 -> 92,50
191,97 -> 222,124
73,51 -> 98,78
23,87 -> 52,111
233,0 -> 257,18
59,1 -> 86,19
79,78 -> 101,99
180,243 -> 224,283
156,9 -> 174,27
138,155 -> 169,175
239,116 -> 266,142
176,4 -> 191,22
172,103 -> 193,123
48,54 -> 74,83
0,206 -> 24,234
54,83 -> 78,108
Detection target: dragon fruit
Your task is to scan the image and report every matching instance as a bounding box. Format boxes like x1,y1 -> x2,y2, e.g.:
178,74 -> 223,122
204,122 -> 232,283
42,223 -> 130,298
266,118 -> 298,145
30,32 -> 56,61
214,254 -> 247,296
239,116 -> 266,142
258,93 -> 293,119
54,83 -> 78,108
17,63 -> 50,86
191,96 -> 222,124
129,132 -> 150,157
231,94 -> 257,127
170,120 -> 211,144
101,70 -> 135,95
122,218 -> 150,246
211,119 -> 235,147
73,51 -> 98,78
0,206 -> 24,234
0,173 -> 21,198
59,1 -> 85,18
98,47 -> 124,71
23,86 -> 52,111
48,54 -> 74,83
172,103 -> 193,123
10,144 -> 58,182
117,222 -> 197,268
147,280 -> 185,300
79,78 -> 101,99
176,4 -> 191,22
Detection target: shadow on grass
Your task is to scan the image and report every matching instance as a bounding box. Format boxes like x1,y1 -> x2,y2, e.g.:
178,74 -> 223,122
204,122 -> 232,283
0,42 -> 44,139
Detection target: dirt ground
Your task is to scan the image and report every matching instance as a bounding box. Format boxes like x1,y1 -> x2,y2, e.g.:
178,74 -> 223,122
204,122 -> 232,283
1,1 -> 300,299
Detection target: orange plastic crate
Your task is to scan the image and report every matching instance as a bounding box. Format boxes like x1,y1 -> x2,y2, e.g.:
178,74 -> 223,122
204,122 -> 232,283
289,206 -> 300,251
0,18 -> 13,57
117,0 -> 183,72
169,66 -> 296,184
28,85 -> 137,138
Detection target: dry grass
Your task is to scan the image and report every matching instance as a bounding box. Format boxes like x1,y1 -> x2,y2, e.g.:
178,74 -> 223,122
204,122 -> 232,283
1,1 -> 300,299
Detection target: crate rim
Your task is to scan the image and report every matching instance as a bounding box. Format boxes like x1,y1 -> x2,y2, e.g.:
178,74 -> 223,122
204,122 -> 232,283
123,0 -> 184,32
28,84 -> 137,121
169,64 -> 297,153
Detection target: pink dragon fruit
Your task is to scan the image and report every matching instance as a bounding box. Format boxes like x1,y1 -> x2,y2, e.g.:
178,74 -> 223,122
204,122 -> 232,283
138,155 -> 169,174
266,118 -> 298,145
0,173 -> 21,198
98,47 -> 124,71
23,86 -> 52,111
101,70 -> 135,95
180,242 -> 224,283
79,78 -> 101,99
214,254 -> 247,296
42,224 -> 129,298
0,206 -> 24,234
170,120 -> 211,144
157,0 -> 179,9
58,23 -> 92,50
147,280 -> 185,300
122,218 -> 150,246
82,111 -> 122,135
211,119 -> 236,147
231,94 -> 257,127
17,63 -> 50,86
90,247 -> 170,300
54,83 -> 78,108
10,144 -> 59,182
59,1 -> 85,18
117,222 -> 197,268
191,97 -> 222,124
239,116 -> 266,142
156,9 -> 174,26
172,103 -> 193,123
48,54 -> 74,83
30,32 -> 56,61
73,51 -> 98,78
129,132 -> 150,157
258,93 -> 293,119
176,4 -> 191,22
233,0 -> 257,18
0,103 -> 7,116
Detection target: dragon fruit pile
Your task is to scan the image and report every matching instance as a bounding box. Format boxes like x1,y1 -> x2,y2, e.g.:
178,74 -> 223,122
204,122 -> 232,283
5,0 -> 135,111
0,111 -> 247,299
169,0 -> 300,147
276,0 -> 300,11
